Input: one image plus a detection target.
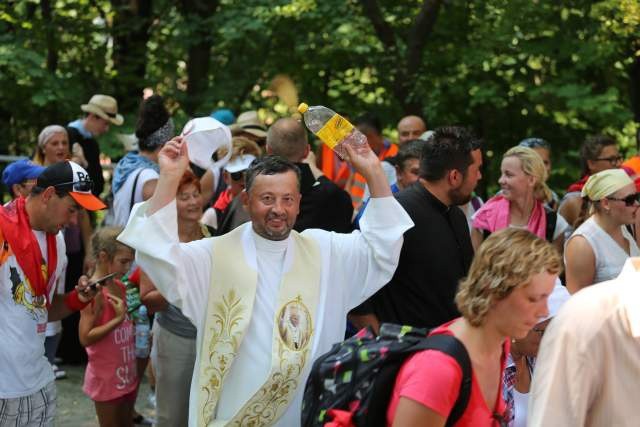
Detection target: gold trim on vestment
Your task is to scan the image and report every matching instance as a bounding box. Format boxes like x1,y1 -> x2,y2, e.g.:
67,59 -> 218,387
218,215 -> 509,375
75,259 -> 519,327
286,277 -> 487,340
197,226 -> 321,427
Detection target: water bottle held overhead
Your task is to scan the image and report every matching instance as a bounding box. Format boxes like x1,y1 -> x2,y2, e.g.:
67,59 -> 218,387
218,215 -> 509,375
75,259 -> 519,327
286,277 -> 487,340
298,103 -> 367,160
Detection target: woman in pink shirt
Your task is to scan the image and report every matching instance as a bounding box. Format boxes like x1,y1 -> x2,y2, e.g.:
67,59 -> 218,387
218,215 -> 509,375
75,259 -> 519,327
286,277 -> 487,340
79,227 -> 137,427
388,228 -> 562,426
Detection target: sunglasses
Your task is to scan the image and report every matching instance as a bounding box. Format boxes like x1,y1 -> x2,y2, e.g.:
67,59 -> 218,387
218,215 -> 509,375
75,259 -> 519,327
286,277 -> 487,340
606,193 -> 640,207
230,171 -> 245,181
595,155 -> 623,165
53,179 -> 93,193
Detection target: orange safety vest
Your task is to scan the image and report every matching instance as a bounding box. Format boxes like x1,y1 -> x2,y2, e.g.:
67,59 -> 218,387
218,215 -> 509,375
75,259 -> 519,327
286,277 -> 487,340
349,142 -> 398,210
320,144 -> 350,189
622,156 -> 640,177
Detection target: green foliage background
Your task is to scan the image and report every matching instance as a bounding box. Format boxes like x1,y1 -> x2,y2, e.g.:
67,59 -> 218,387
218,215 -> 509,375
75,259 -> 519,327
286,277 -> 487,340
1,0 -> 638,196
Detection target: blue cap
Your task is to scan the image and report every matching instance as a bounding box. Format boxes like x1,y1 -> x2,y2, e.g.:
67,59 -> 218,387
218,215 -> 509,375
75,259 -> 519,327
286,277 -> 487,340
2,159 -> 45,187
210,108 -> 236,125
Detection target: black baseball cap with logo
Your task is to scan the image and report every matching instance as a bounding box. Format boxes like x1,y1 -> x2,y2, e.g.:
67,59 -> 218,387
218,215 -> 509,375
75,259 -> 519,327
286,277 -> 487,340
36,161 -> 107,211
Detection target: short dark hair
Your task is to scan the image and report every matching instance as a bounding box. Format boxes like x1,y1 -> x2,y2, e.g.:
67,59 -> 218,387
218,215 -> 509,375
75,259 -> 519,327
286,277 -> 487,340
420,126 -> 481,181
580,134 -> 616,175
30,185 -> 70,199
395,139 -> 426,170
244,155 -> 301,193
266,118 -> 308,161
354,113 -> 382,135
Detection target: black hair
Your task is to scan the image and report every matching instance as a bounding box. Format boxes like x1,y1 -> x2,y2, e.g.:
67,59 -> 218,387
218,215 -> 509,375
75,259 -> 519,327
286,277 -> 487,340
580,134 -> 616,175
395,139 -> 426,170
136,95 -> 170,151
420,126 -> 481,181
354,113 -> 382,135
30,185 -> 69,199
244,155 -> 301,193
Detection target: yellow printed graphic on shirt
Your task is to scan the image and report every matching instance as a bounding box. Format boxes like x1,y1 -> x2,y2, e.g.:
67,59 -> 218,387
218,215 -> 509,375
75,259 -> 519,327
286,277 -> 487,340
10,266 -> 46,319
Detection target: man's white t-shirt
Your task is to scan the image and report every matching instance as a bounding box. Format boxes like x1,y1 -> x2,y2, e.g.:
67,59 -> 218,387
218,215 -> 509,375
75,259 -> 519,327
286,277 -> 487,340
0,230 -> 66,398
113,168 -> 159,227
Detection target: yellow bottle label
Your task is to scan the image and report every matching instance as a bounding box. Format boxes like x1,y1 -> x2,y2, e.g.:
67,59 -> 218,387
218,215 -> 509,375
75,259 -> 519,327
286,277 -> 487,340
316,114 -> 353,149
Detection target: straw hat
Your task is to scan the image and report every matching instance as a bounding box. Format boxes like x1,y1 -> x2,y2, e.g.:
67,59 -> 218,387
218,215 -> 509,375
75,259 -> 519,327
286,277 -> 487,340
81,94 -> 124,126
230,111 -> 267,138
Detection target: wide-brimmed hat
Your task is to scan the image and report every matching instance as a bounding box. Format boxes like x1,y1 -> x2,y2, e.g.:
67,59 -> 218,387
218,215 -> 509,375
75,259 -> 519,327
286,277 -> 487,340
230,111 -> 267,139
81,95 -> 124,126
36,161 -> 107,211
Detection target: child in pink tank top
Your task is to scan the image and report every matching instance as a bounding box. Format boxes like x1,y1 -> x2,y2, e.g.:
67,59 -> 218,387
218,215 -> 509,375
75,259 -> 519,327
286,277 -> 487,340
79,227 -> 138,427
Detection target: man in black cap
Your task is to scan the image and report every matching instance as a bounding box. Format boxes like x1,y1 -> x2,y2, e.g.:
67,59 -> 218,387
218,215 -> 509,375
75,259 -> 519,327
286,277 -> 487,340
0,160 -> 104,425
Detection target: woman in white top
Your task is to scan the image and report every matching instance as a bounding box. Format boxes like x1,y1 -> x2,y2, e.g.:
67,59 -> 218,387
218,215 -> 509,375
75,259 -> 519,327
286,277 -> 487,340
565,168 -> 640,293
112,95 -> 174,226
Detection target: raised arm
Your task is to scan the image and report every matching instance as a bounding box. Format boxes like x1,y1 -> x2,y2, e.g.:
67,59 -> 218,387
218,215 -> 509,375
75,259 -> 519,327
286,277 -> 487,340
147,136 -> 190,215
322,141 -> 413,307
118,137 -> 213,326
342,142 -> 391,199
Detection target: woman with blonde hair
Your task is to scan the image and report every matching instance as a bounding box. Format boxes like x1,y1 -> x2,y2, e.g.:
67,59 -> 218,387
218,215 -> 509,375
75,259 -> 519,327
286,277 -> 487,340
564,168 -> 640,294
33,125 -> 87,167
472,146 -> 568,252
388,228 -> 562,426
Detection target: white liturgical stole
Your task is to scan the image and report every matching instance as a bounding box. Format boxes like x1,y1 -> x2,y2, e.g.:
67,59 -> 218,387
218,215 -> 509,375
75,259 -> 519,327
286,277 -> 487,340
197,225 -> 321,426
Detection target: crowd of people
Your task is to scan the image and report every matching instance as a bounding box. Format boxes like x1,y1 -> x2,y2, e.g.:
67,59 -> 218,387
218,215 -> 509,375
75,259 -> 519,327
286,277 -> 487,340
1,91 -> 639,427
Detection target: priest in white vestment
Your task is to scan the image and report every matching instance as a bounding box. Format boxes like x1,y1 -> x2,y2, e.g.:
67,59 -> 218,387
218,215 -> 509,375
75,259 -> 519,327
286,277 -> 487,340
118,136 -> 414,426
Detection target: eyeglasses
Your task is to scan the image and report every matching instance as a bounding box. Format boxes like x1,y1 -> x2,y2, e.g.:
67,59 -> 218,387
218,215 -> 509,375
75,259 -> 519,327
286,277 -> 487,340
53,179 -> 93,193
595,155 -> 623,165
518,138 -> 550,150
532,326 -> 546,337
606,193 -> 640,207
230,171 -> 245,181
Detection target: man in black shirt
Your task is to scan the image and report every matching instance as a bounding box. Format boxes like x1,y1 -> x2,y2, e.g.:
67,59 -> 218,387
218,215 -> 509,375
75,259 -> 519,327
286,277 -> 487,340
67,94 -> 124,198
266,118 -> 353,233
352,126 -> 482,330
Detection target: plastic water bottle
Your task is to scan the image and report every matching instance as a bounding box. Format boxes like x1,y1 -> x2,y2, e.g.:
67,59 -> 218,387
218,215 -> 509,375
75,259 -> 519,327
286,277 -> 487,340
298,103 -> 367,159
135,305 -> 150,358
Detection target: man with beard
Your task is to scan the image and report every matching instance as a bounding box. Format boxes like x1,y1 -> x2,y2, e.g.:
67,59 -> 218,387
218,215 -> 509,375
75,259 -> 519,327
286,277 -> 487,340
117,137 -> 413,426
351,126 -> 482,331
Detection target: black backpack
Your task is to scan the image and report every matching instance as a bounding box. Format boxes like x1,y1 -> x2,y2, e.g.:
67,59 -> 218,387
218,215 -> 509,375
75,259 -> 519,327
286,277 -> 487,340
301,323 -> 472,427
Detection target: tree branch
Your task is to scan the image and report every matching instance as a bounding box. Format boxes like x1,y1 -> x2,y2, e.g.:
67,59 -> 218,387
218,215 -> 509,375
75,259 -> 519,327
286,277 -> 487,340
40,0 -> 58,72
358,0 -> 396,50
406,0 -> 443,77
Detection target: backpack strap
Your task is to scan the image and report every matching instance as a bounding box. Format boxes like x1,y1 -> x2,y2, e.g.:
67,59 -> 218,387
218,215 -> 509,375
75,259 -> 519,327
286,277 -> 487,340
544,207 -> 557,243
412,334 -> 472,426
129,168 -> 145,213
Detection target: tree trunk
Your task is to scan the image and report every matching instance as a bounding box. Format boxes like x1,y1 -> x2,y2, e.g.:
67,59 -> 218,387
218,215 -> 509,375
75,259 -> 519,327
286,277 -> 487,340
40,0 -> 58,72
111,0 -> 153,114
630,51 -> 640,124
179,0 -> 221,116
359,0 -> 443,116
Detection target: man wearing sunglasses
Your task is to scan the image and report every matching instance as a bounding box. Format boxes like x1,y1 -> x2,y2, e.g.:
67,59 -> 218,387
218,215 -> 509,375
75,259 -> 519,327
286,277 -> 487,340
0,160 -> 105,425
214,152 -> 257,235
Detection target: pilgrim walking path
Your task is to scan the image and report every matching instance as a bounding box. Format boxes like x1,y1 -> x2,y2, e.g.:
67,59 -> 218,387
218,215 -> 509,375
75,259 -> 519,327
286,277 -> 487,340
55,364 -> 155,426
